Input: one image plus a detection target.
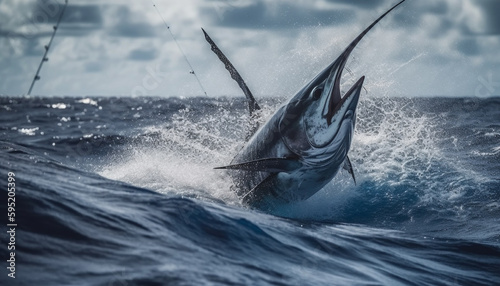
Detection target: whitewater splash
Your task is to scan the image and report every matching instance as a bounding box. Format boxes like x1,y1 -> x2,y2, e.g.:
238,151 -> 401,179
99,96 -> 459,222
97,94 -> 499,241
1,95 -> 499,286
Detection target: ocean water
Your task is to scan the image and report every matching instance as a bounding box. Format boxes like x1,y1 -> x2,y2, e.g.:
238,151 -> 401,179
1,96 -> 499,285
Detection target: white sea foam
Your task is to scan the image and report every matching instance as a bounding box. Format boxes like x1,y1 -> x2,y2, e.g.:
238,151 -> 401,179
18,127 -> 39,136
100,96 -> 489,222
77,98 -> 98,106
51,103 -> 68,109
100,105 -> 264,204
353,98 -> 440,186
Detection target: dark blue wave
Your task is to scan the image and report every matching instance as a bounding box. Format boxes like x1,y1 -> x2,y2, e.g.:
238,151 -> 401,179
1,140 -> 499,286
1,96 -> 500,285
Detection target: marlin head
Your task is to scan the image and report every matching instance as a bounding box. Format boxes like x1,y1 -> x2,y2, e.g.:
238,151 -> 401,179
278,57 -> 364,162
280,0 -> 406,153
210,1 -> 406,207
301,61 -> 365,149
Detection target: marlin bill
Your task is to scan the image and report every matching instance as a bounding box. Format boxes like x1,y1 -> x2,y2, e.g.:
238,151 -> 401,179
204,0 -> 407,210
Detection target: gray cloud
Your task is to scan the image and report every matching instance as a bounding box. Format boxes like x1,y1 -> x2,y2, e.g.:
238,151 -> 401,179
107,5 -> 156,37
390,1 -> 450,29
0,2 -> 103,42
61,5 -> 103,25
326,0 -> 386,9
1,0 -> 499,97
109,22 -> 156,37
128,48 -> 158,61
204,1 -> 355,29
85,61 -> 104,72
455,38 -> 479,56
427,18 -> 454,38
0,29 -> 51,38
22,37 -> 45,56
472,0 -> 500,35
31,2 -> 103,34
0,2 -> 105,61
30,4 -> 103,25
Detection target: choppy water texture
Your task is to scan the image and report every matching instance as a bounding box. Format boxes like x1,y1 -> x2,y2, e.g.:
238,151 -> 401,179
1,96 -> 499,285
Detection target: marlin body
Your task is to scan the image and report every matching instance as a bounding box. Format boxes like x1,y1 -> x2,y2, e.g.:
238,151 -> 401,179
204,1 -> 406,210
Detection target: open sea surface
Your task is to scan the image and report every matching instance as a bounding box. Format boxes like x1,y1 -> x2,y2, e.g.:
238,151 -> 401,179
1,96 -> 499,285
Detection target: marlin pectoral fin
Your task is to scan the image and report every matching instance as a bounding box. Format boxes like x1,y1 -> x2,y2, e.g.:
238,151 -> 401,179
343,155 -> 357,185
242,173 -> 279,205
201,28 -> 261,116
214,158 -> 302,173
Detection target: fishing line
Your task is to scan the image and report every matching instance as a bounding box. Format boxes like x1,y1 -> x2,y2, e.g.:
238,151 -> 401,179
344,67 -> 368,95
345,57 -> 368,94
150,0 -> 208,96
27,0 -> 69,95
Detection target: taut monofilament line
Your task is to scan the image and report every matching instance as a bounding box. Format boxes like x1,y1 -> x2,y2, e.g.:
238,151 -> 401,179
150,0 -> 208,96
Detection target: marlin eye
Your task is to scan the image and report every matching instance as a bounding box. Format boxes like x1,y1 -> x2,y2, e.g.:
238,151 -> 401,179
311,86 -> 322,100
343,110 -> 353,119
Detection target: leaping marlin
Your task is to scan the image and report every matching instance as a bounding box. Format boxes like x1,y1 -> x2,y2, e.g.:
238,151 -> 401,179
204,1 -> 406,210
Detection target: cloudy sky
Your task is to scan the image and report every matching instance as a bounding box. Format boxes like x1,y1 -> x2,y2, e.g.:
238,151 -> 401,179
0,0 -> 499,97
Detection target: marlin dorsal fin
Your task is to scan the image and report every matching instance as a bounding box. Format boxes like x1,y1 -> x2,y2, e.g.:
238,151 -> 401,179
202,28 -> 261,116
